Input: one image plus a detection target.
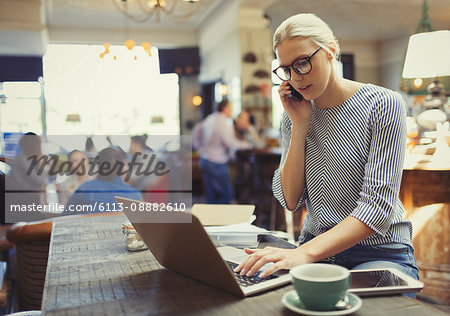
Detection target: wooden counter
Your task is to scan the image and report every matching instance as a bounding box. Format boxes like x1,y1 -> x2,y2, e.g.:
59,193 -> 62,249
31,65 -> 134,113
41,215 -> 445,315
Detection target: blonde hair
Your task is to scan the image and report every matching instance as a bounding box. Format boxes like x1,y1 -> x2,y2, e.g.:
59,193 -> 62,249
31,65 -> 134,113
273,13 -> 340,60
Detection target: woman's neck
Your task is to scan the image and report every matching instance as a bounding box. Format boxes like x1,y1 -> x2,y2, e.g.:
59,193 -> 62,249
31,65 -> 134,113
314,76 -> 363,109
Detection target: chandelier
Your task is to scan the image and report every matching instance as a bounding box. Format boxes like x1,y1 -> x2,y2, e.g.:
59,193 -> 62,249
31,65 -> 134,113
111,0 -> 202,23
99,41 -> 152,60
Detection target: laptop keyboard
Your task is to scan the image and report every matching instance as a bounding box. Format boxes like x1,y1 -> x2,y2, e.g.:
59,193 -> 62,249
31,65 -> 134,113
226,261 -> 278,287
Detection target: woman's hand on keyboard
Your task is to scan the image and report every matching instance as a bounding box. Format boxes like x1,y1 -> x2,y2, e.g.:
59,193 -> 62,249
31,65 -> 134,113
234,246 -> 314,278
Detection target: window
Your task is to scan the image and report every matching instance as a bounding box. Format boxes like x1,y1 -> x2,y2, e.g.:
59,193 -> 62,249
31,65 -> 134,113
43,44 -> 180,137
0,81 -> 42,133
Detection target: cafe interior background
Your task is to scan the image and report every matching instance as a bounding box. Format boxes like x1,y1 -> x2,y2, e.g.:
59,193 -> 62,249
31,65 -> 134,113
0,0 -> 449,313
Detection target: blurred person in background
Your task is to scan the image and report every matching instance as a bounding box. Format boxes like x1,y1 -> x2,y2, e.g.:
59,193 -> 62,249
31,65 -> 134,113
127,134 -> 171,203
4,132 -> 54,221
127,134 -> 159,189
193,99 -> 250,204
85,137 -> 98,162
234,111 -> 265,148
57,150 -> 93,205
6,132 -> 47,204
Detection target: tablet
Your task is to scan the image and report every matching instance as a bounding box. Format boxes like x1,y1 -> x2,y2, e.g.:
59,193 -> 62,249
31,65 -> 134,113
348,268 -> 423,296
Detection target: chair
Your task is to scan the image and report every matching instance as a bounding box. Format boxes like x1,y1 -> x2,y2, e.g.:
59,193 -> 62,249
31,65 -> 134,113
0,224 -> 13,311
192,153 -> 204,196
234,149 -> 254,205
7,220 -> 52,311
252,150 -> 286,231
0,165 -> 14,311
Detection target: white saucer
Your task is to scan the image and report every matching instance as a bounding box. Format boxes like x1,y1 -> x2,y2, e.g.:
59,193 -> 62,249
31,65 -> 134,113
281,290 -> 362,315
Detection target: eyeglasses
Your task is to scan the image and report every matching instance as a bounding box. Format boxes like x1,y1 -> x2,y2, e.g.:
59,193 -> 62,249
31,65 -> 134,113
272,47 -> 322,81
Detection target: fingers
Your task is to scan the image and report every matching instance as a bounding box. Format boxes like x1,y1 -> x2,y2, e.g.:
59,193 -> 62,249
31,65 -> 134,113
234,249 -> 260,274
235,247 -> 278,277
278,82 -> 291,99
234,248 -> 257,273
245,255 -> 278,277
260,262 -> 283,278
233,247 -> 298,278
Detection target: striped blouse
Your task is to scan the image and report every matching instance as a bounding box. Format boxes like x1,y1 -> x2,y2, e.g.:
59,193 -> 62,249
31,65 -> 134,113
272,83 -> 413,246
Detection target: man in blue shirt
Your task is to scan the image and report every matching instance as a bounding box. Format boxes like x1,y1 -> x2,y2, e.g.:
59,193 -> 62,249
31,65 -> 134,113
64,147 -> 141,214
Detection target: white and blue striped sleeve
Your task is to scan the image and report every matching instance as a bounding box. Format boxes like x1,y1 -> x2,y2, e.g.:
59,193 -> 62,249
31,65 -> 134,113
350,91 -> 407,236
272,112 -> 307,212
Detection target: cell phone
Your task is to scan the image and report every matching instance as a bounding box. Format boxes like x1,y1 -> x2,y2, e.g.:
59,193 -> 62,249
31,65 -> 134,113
288,83 -> 303,102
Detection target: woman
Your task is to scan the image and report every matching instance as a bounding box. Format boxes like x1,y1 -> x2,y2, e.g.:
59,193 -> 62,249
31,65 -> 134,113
235,13 -> 418,286
234,111 -> 264,148
128,134 -> 154,190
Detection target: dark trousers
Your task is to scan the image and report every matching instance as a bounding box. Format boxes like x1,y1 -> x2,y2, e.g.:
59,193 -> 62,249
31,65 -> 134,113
300,231 -> 419,298
199,158 -> 233,204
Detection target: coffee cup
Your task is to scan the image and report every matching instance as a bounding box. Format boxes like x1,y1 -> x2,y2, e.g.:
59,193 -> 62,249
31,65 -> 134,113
290,263 -> 352,311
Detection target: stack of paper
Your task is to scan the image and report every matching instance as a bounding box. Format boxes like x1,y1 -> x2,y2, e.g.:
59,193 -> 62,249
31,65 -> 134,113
192,204 -> 255,226
205,222 -> 271,248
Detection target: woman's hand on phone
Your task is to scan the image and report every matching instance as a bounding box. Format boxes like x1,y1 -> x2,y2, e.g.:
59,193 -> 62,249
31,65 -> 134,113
279,82 -> 312,126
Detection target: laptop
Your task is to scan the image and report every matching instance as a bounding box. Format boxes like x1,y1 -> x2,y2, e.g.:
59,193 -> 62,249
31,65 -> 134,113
115,196 -> 291,297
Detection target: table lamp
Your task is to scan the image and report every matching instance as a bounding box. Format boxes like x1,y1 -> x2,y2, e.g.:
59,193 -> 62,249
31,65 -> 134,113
402,30 -> 450,160
403,30 -> 450,79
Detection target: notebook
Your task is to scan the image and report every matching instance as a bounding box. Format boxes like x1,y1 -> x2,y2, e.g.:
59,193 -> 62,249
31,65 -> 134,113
192,203 -> 255,226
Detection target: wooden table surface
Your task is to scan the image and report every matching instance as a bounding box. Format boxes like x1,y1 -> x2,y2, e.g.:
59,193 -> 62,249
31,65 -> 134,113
41,214 -> 446,316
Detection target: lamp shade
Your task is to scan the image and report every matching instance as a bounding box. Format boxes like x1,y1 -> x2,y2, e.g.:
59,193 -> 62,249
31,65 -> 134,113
402,30 -> 450,78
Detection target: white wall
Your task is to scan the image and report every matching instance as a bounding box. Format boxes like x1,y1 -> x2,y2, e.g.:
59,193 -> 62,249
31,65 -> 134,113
340,39 -> 380,85
340,36 -> 411,94
379,36 -> 409,92
198,3 -> 274,128
198,0 -> 241,83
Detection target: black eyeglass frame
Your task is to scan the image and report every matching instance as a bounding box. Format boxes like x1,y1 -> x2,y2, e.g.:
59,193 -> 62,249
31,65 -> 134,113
273,47 -> 322,81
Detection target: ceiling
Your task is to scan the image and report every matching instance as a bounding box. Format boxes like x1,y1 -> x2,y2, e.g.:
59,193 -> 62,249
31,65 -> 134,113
265,0 -> 450,41
44,0 -> 450,41
45,0 -> 224,31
